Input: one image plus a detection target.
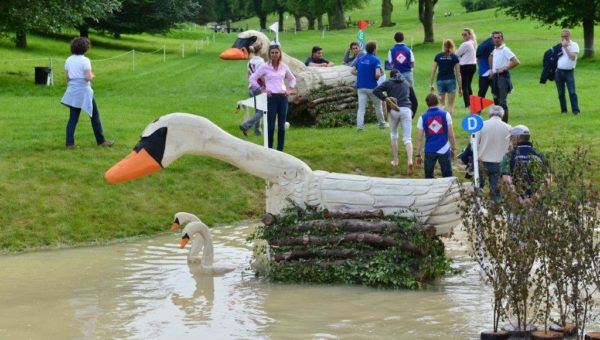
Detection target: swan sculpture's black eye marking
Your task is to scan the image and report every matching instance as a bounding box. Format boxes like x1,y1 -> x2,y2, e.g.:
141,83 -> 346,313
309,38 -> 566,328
232,36 -> 257,49
173,217 -> 180,225
182,234 -> 190,240
133,127 -> 167,165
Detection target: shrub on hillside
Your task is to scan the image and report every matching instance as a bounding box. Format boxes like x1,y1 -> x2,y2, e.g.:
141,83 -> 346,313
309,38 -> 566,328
461,0 -> 496,12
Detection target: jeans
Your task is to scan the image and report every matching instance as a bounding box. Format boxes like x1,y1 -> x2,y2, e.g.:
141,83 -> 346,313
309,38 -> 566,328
267,94 -> 288,151
555,69 -> 580,113
492,73 -> 511,123
479,161 -> 501,202
66,99 -> 106,146
424,152 -> 453,178
400,71 -> 414,87
356,88 -> 385,129
460,64 -> 476,107
240,89 -> 263,134
478,75 -> 492,99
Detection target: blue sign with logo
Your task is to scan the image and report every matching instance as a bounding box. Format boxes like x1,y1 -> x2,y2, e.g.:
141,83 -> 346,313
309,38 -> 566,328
462,114 -> 484,133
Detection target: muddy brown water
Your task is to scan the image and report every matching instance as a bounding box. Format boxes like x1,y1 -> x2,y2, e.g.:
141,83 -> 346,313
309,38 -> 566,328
0,224 -> 572,339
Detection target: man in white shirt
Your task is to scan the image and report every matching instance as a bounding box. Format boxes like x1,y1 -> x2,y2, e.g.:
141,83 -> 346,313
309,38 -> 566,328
477,105 -> 511,202
556,29 -> 580,115
489,31 -> 520,123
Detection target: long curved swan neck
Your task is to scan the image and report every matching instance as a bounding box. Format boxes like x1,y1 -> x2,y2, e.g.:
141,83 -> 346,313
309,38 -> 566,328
184,222 -> 214,267
281,52 -> 307,73
175,212 -> 200,224
164,113 -> 312,183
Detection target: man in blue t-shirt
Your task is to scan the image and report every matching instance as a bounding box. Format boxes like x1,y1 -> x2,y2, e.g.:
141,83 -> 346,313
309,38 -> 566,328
415,93 -> 457,178
388,32 -> 415,86
352,41 -> 387,131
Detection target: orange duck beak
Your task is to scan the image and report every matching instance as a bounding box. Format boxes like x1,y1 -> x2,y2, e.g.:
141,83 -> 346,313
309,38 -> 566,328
220,47 -> 249,60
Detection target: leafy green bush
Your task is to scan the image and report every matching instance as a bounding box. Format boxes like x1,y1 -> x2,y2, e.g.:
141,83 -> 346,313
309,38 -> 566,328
461,0 -> 497,12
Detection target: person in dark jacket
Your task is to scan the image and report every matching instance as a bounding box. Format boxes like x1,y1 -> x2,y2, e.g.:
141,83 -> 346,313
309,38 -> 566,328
373,69 -> 418,174
476,36 -> 494,99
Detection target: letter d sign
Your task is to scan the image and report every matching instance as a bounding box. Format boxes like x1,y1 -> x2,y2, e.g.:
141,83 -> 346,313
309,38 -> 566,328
461,114 -> 484,133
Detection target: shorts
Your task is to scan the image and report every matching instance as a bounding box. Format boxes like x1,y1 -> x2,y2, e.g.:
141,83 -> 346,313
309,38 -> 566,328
437,79 -> 457,94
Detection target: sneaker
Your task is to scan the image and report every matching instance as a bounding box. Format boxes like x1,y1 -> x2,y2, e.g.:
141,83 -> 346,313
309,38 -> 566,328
573,111 -> 580,115
561,111 -> 568,114
254,129 -> 262,136
66,144 -> 79,150
379,123 -> 389,129
239,125 -> 248,137
99,140 -> 114,147
357,127 -> 364,132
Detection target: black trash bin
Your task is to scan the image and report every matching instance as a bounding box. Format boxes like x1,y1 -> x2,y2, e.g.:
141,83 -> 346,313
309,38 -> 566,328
34,66 -> 52,85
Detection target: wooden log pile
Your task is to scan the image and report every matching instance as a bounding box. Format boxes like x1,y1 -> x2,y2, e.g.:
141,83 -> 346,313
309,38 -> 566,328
287,84 -> 379,127
253,207 -> 451,289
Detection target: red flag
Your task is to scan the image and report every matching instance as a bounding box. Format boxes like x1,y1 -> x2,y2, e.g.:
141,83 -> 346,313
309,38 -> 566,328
469,95 -> 494,114
358,20 -> 368,30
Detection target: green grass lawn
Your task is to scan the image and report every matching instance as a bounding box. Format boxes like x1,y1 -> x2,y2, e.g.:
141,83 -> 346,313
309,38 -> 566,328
1,0 -> 599,253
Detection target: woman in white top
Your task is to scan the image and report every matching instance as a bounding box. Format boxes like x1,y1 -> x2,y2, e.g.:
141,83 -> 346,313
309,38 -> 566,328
60,37 -> 113,149
456,28 -> 477,108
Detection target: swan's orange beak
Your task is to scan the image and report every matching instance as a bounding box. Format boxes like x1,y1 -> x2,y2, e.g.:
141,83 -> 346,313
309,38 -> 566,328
171,222 -> 180,231
105,149 -> 162,184
219,47 -> 249,60
180,235 -> 190,249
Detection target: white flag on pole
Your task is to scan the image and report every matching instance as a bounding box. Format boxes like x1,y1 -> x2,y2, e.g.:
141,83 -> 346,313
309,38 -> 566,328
269,22 -> 280,44
238,93 -> 268,112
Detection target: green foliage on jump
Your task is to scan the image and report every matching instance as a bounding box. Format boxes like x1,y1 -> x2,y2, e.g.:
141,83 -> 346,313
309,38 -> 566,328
249,204 -> 455,289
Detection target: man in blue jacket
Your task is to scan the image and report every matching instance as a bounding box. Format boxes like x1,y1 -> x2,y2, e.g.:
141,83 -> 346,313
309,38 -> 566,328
352,41 -> 387,131
388,32 -> 415,86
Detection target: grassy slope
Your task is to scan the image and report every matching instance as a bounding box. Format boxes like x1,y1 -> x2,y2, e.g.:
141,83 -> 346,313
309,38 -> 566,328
0,1 -> 598,253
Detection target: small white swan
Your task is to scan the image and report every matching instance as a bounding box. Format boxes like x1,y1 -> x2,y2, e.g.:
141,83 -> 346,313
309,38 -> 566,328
179,221 -> 235,275
172,212 -> 204,263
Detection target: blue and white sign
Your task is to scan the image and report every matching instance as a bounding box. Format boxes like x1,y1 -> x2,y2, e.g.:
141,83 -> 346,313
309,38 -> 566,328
461,114 -> 484,133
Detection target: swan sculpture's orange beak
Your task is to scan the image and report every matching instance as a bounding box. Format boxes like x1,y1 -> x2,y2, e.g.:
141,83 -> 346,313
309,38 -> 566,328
105,149 -> 162,184
219,47 -> 249,60
171,222 -> 180,232
180,235 -> 190,249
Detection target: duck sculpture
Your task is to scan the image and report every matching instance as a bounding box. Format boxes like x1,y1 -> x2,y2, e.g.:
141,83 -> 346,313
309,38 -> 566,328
172,212 -> 204,263
105,113 -> 461,236
219,30 -> 355,98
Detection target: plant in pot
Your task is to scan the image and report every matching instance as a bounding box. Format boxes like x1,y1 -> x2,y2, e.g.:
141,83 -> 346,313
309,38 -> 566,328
460,188 -> 510,339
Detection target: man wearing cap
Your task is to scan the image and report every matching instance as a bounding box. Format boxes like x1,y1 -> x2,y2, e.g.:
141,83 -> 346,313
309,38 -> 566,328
476,105 -> 511,201
501,125 -> 549,201
305,46 -> 334,67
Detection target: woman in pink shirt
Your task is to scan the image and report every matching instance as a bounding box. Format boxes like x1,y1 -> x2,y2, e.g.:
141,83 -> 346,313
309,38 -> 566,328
249,44 -> 296,151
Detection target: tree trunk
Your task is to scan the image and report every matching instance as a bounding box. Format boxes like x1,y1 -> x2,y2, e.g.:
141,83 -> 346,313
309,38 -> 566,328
418,0 -> 436,43
15,29 -> 27,49
274,249 -> 375,262
317,15 -> 324,30
307,15 -> 316,30
294,15 -> 302,31
330,0 -> 346,29
582,16 -> 595,58
381,0 -> 395,27
113,32 -> 121,39
278,10 -> 284,32
79,25 -> 89,38
259,14 -> 267,30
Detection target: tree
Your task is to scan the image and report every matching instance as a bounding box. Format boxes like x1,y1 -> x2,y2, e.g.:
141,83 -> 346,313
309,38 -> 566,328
251,0 -> 272,30
327,0 -> 368,30
405,0 -> 438,43
88,0 -> 198,38
497,0 -> 599,58
0,0 -> 120,48
381,0 -> 395,27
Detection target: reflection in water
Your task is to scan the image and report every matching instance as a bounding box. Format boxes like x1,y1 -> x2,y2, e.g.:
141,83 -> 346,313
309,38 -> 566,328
0,224 -> 594,339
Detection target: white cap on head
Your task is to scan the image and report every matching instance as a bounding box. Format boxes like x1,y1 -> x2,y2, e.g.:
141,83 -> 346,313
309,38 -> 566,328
510,124 -> 530,136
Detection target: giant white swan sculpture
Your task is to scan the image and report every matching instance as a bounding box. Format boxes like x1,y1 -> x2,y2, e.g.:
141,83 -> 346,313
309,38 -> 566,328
172,212 -> 204,263
105,113 -> 461,236
220,30 -> 355,98
179,221 -> 234,275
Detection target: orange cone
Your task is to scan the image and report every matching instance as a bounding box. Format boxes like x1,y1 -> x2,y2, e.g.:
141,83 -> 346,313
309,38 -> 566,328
470,95 -> 494,114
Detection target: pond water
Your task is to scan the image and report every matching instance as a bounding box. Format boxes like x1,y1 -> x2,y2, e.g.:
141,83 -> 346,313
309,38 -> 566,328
0,223 -> 525,339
